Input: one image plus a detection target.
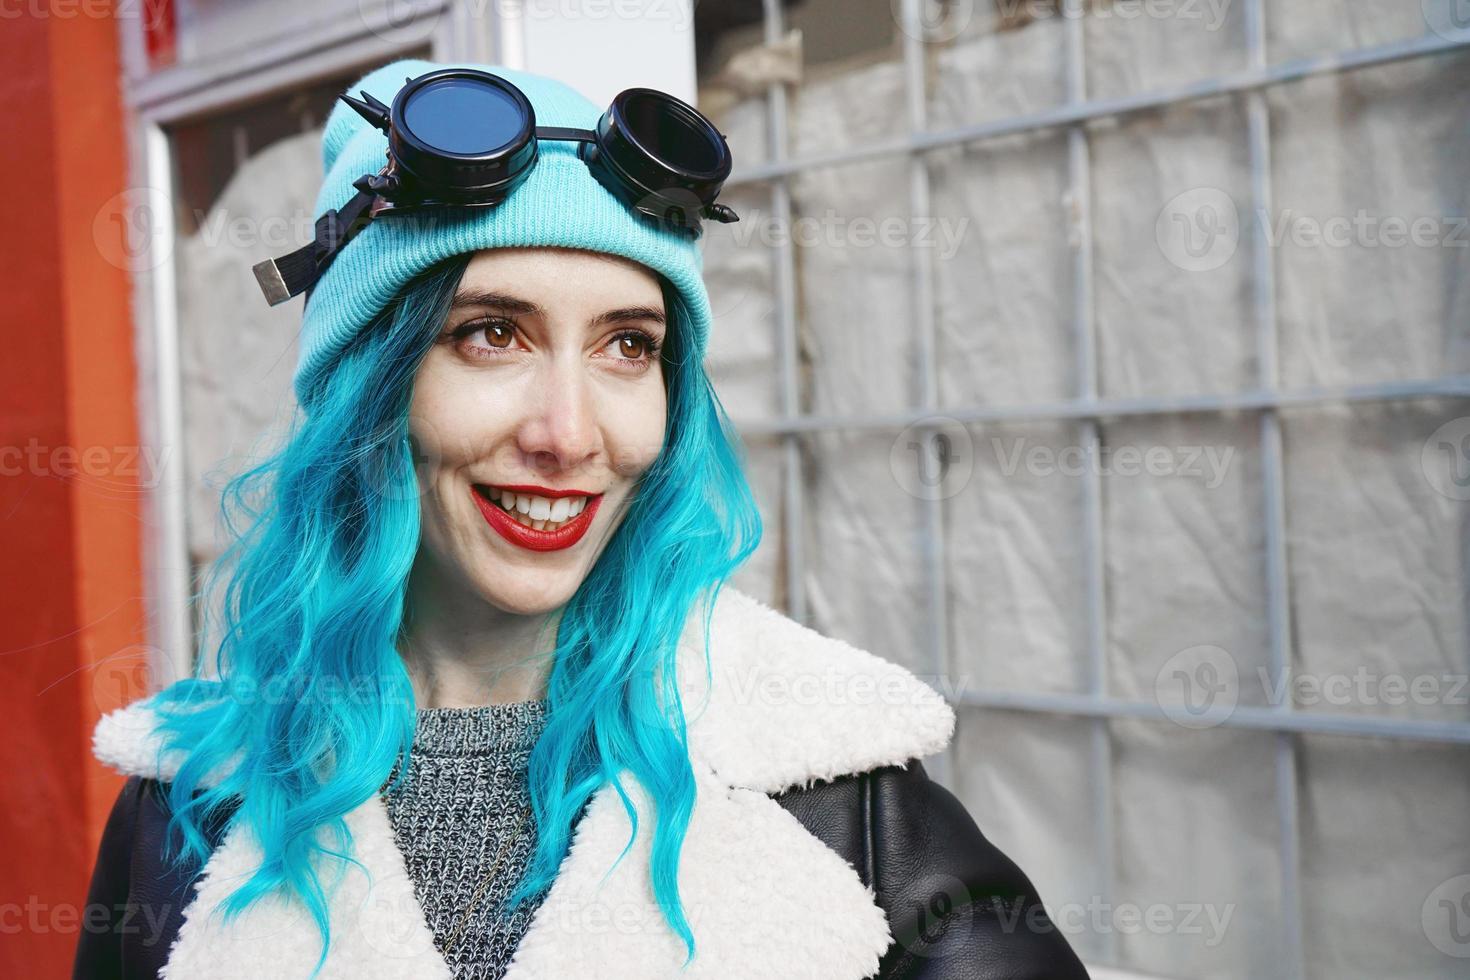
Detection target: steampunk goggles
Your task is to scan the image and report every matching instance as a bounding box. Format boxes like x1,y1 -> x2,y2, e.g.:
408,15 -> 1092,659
253,67 -> 739,306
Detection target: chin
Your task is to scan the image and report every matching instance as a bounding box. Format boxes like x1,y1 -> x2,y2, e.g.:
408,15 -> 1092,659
472,571 -> 580,616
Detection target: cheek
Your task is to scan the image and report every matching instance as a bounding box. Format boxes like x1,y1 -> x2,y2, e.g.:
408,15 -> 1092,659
407,363 -> 501,495
608,384 -> 668,477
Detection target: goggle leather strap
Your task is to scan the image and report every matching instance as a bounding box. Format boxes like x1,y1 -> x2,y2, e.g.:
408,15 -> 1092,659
252,187 -> 378,306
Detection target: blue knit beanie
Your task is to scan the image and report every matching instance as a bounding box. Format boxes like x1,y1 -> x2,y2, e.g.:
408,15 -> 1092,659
294,57 -> 714,407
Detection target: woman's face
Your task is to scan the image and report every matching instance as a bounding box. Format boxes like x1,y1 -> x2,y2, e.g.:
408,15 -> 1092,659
408,246 -> 669,616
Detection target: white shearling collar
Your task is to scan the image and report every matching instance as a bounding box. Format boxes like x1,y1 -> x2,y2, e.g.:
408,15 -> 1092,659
93,585 -> 955,979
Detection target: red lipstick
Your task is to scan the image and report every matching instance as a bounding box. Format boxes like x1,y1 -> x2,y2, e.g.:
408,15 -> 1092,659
488,484 -> 596,498
472,485 -> 602,552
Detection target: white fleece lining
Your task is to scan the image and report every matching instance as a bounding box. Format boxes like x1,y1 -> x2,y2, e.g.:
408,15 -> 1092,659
160,792 -> 453,979
93,586 -> 956,979
675,586 -> 957,793
502,762 -> 894,979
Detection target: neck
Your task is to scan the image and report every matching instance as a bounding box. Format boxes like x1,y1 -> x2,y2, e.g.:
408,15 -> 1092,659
399,558 -> 560,709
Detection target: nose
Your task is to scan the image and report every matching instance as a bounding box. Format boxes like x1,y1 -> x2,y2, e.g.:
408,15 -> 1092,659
515,354 -> 601,480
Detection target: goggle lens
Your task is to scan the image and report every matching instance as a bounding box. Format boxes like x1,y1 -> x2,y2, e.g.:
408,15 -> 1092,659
402,78 -> 525,155
620,91 -> 724,175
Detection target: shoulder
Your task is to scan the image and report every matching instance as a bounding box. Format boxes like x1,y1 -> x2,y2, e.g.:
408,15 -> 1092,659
89,694 -> 244,880
676,585 -> 957,794
78,774 -> 239,980
774,760 -> 1092,980
92,586 -> 953,799
96,773 -> 239,869
91,773 -> 180,871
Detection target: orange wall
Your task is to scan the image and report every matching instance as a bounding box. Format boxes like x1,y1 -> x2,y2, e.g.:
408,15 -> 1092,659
0,7 -> 145,975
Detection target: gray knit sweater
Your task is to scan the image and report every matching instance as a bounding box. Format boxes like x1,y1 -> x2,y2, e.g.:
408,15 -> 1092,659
380,700 -> 551,980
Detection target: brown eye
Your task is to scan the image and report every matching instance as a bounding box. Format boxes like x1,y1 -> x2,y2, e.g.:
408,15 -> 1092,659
617,334 -> 649,359
483,322 -> 514,348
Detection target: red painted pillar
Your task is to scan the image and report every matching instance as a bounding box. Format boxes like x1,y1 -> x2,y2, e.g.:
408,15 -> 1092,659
0,6 -> 145,975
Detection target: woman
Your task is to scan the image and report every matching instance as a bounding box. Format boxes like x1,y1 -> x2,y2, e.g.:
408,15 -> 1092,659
74,58 -> 1089,980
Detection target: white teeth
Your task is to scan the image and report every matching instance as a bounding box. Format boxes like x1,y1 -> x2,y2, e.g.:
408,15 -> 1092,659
485,488 -> 592,531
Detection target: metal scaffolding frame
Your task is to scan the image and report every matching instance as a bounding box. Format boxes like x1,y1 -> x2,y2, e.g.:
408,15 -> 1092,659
730,4 -> 1470,976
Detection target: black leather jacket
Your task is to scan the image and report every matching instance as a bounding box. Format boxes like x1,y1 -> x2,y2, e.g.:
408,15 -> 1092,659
74,759 -> 1089,979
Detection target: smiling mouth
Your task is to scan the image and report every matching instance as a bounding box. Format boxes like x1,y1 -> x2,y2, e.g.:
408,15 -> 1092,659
474,485 -> 597,533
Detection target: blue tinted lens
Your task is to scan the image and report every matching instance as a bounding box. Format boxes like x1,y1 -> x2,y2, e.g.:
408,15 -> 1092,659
402,79 -> 525,155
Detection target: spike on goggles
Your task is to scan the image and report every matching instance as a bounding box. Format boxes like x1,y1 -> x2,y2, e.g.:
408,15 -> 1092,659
252,67 -> 740,306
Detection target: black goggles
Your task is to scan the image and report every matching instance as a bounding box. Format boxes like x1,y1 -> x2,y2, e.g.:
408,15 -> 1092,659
252,67 -> 740,307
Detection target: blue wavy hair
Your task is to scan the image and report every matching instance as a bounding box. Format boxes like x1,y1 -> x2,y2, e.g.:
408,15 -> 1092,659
141,249 -> 763,976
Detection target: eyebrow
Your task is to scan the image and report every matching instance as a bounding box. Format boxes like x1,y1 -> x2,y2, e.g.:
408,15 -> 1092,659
450,288 -> 666,328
